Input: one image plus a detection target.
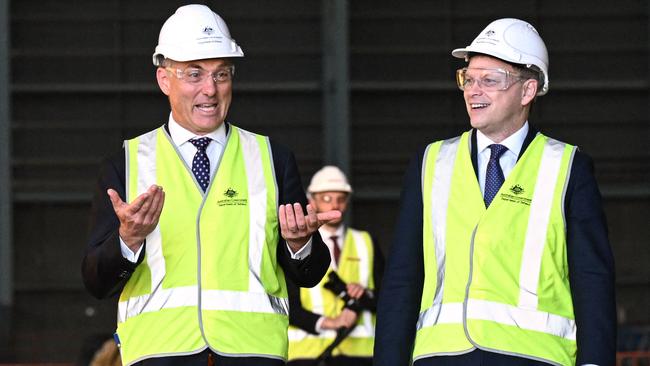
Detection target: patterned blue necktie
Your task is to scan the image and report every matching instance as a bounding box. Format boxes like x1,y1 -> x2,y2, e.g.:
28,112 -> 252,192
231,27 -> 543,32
189,137 -> 211,192
484,144 -> 508,207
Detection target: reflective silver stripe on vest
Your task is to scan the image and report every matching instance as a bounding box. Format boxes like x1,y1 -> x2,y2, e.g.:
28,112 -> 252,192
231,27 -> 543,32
119,127 -> 286,323
418,136 -> 461,331
125,130 -> 167,311
416,302 -> 464,330
350,229 -> 375,338
417,135 -> 576,341
237,128 -> 270,294
308,283 -> 324,315
119,286 -> 288,322
518,138 -> 567,310
468,299 -> 576,340
288,320 -> 375,341
350,229 -> 370,287
415,299 -> 575,340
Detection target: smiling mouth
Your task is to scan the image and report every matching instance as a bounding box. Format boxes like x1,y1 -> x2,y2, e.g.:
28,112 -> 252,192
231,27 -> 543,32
195,103 -> 218,112
470,103 -> 490,109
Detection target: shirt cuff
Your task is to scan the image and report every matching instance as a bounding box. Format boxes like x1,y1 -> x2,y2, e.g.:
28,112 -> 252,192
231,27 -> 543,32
314,316 -> 326,333
286,237 -> 312,260
120,237 -> 143,263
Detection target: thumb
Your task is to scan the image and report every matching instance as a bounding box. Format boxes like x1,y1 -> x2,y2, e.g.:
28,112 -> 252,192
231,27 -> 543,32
316,210 -> 342,225
107,189 -> 124,210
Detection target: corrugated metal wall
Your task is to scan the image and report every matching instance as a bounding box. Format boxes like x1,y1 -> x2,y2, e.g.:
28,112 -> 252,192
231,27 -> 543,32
3,0 -> 648,361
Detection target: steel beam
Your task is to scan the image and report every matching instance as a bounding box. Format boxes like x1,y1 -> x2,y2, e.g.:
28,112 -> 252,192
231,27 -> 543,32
0,0 -> 13,355
321,0 -> 350,173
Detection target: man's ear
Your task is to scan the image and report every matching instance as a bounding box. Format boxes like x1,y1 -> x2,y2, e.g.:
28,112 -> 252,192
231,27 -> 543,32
521,79 -> 538,106
156,67 -> 171,96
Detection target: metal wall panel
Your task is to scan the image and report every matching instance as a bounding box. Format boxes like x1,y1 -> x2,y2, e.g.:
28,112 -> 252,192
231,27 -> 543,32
6,0 -> 648,361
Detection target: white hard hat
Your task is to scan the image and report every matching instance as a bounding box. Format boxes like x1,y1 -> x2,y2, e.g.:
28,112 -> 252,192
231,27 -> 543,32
152,4 -> 244,66
308,166 -> 353,194
452,18 -> 549,96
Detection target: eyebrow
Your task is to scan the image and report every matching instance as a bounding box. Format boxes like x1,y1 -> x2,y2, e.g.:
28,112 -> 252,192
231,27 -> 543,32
185,63 -> 232,71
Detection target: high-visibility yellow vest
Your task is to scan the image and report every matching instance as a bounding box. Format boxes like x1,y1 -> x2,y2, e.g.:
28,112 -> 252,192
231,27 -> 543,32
116,125 -> 288,365
288,229 -> 376,359
415,130 -> 577,366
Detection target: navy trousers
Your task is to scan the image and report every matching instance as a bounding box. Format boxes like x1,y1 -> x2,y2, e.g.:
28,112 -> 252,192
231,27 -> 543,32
133,349 -> 284,366
288,356 -> 372,366
413,349 -> 553,366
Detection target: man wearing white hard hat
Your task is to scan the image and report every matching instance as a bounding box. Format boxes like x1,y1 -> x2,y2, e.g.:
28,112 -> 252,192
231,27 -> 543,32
82,5 -> 338,366
374,18 -> 615,366
287,166 -> 384,366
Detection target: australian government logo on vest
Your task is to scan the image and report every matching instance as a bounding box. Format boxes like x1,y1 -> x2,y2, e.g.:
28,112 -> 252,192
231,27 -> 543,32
217,187 -> 248,207
500,184 -> 531,206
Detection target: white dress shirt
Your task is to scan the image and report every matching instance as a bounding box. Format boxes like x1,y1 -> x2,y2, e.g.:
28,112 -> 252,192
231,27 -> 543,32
320,225 -> 345,271
121,115 -> 311,261
476,123 -> 599,366
476,122 -> 529,195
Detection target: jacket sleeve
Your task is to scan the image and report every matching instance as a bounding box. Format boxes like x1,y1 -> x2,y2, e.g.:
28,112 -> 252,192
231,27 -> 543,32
287,276 -> 323,334
565,151 -> 617,365
271,141 -> 331,288
373,149 -> 426,366
81,150 -> 143,299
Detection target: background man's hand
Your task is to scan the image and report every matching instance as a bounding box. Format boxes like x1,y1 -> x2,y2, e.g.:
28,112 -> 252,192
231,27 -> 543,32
346,283 -> 366,299
321,308 -> 358,330
108,184 -> 165,253
279,203 -> 341,252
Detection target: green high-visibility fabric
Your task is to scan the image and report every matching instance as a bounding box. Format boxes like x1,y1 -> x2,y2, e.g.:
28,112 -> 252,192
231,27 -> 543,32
117,125 -> 287,365
288,229 -> 376,359
415,131 -> 577,366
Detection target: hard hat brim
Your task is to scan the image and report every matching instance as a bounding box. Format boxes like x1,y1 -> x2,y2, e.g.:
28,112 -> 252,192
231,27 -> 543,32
451,47 -> 470,60
152,47 -> 244,66
307,184 -> 353,194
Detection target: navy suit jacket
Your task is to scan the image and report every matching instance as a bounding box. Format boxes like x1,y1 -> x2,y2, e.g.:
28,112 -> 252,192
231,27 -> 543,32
374,127 -> 616,365
82,123 -> 330,300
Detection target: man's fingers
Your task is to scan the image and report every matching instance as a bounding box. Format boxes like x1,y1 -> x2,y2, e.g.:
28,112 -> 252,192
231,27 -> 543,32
285,204 -> 298,232
144,188 -> 165,224
127,185 -> 162,216
305,204 -> 319,229
317,210 -> 342,225
279,204 -> 294,235
136,191 -> 155,216
123,192 -> 149,215
347,283 -> 365,299
278,204 -> 287,227
293,203 -> 307,231
155,189 -> 165,218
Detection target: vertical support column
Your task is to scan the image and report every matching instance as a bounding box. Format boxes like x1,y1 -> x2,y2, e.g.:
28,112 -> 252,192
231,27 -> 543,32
0,0 -> 13,354
321,0 -> 350,173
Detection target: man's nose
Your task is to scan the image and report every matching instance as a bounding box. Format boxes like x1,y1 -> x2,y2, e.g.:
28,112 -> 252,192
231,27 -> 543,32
201,75 -> 218,95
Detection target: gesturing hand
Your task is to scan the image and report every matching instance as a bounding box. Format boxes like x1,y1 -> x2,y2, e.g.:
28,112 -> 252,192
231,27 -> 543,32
107,185 -> 165,253
278,203 -> 341,253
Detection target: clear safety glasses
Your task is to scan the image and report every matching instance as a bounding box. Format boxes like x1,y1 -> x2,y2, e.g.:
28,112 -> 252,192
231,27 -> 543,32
166,65 -> 235,84
456,67 -> 524,92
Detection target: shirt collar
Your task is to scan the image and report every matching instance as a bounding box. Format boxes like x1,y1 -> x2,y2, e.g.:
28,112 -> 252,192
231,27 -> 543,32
167,113 -> 227,147
476,121 -> 529,157
319,225 -> 346,247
